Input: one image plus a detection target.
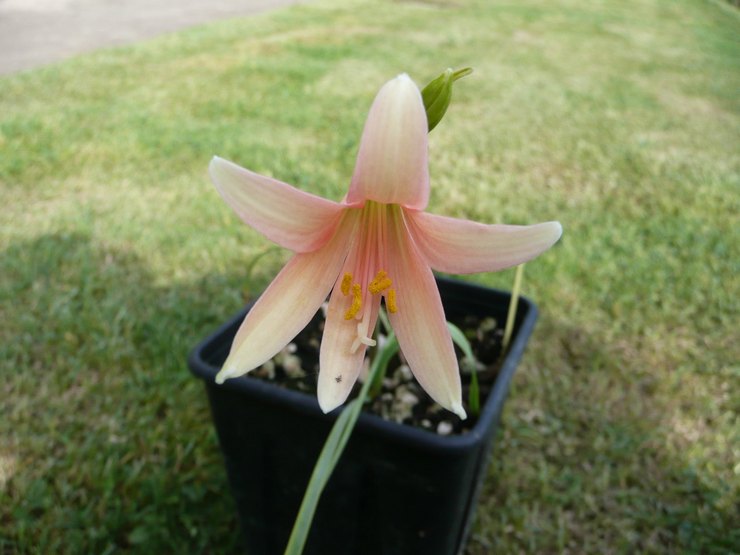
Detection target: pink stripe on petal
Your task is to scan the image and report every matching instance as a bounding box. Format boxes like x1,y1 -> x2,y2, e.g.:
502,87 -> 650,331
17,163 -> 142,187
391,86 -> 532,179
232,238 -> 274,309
407,211 -> 562,274
216,215 -> 357,384
210,156 -> 345,253
385,210 -> 465,418
347,74 -> 430,210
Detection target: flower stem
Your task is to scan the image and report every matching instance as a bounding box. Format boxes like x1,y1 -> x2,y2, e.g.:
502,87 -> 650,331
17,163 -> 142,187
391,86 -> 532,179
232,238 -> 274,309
284,331 -> 394,555
502,264 -> 525,352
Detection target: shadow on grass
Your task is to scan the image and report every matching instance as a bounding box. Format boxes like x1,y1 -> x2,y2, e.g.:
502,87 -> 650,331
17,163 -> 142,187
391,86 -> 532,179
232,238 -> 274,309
1,233 -> 736,554
469,318 -> 738,554
1,231 -> 255,553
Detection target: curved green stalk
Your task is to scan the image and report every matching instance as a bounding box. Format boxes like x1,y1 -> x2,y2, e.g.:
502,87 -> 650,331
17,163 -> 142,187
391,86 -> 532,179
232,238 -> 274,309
284,331 -> 396,555
502,264 -> 525,351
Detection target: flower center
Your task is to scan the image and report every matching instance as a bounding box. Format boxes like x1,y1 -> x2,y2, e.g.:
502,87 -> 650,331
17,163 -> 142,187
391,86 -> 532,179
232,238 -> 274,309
340,269 -> 398,353
337,202 -> 402,353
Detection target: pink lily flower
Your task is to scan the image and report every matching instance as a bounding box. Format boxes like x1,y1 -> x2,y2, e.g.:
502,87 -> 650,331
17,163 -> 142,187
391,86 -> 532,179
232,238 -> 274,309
210,74 -> 562,419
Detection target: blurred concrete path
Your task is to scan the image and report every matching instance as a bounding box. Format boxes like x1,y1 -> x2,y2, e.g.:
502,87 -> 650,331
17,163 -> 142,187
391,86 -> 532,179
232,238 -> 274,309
0,0 -> 306,75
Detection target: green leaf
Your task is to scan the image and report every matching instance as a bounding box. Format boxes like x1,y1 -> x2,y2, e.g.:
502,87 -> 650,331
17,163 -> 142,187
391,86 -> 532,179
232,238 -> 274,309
447,321 -> 480,416
447,321 -> 475,361
284,332 -> 397,555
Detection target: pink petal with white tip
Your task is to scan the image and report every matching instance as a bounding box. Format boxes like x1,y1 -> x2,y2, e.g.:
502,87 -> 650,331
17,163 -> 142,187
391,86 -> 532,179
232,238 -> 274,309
407,211 -> 562,274
210,156 -> 346,253
385,208 -> 466,419
317,273 -> 380,413
216,215 -> 357,384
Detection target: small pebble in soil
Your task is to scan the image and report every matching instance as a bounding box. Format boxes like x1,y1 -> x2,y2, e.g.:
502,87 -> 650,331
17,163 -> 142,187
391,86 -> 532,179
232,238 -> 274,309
436,421 -> 454,435
396,364 -> 413,381
478,317 -> 497,335
256,359 -> 275,379
246,309 -> 504,436
389,386 -> 417,423
392,385 -> 419,423
282,354 -> 305,378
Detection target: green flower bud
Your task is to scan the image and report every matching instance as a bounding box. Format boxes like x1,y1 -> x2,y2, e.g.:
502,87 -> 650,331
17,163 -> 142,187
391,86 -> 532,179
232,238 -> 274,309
421,67 -> 473,132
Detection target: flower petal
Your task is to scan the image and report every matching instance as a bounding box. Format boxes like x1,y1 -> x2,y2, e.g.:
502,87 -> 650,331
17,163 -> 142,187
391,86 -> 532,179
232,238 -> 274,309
316,276 -> 379,413
210,156 -> 346,253
216,215 -> 357,383
385,208 -> 466,418
346,74 -> 429,210
406,211 -> 562,274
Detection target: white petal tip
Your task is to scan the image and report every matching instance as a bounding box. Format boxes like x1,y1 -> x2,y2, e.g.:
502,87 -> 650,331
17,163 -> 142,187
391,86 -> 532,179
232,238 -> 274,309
317,396 -> 340,414
209,155 -> 227,176
392,73 -> 417,90
451,402 -> 467,420
215,364 -> 244,385
539,221 -> 563,246
317,370 -> 359,414
550,221 -> 563,240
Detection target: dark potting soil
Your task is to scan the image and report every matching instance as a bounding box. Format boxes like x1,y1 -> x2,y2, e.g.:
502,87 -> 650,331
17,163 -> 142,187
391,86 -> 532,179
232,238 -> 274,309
249,309 -> 505,435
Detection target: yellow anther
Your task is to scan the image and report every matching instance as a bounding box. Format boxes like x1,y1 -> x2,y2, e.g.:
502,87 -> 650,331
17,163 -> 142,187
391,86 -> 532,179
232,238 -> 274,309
340,273 -> 353,296
368,270 -> 392,294
344,284 -> 362,320
386,288 -> 398,313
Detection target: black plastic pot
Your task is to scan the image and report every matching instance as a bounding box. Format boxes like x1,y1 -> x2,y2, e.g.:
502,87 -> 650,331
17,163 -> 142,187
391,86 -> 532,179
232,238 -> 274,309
189,276 -> 537,555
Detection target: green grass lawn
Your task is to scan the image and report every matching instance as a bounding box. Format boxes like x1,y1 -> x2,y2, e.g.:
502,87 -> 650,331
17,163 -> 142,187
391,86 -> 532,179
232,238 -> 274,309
1,0 -> 738,552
